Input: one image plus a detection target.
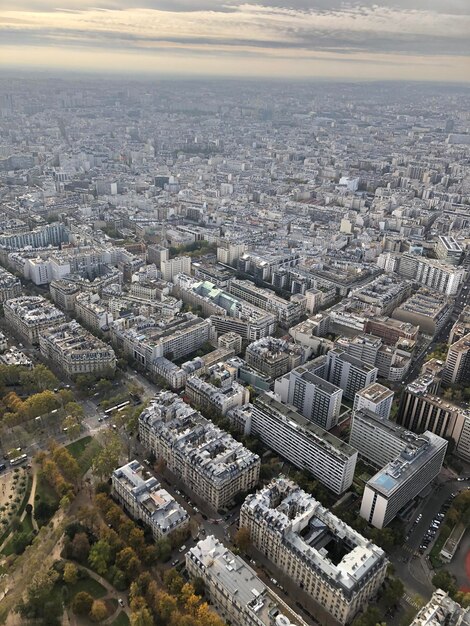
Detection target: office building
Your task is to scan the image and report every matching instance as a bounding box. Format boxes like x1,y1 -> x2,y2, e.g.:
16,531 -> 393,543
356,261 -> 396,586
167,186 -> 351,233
232,393 -> 357,494
138,391 -> 260,510
160,256 -> 191,282
217,331 -> 243,355
398,375 -> 466,442
39,320 -> 116,377
443,334 -> 470,385
360,432 -> 447,528
4,296 -> 66,345
353,383 -> 394,419
245,336 -> 305,380
365,316 -> 419,345
240,479 -> 387,625
391,289 -> 452,336
397,253 -> 464,296
325,349 -> 378,401
186,535 -> 308,626
274,361 -> 343,430
435,236 -> 463,266
112,460 -> 189,541
350,409 -> 425,468
0,267 -> 22,303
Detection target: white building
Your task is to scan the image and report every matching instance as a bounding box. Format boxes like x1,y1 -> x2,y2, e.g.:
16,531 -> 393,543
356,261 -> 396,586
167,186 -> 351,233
161,256 -> 191,282
4,296 -> 66,345
353,383 -> 394,420
360,432 -> 447,528
112,460 -> 189,541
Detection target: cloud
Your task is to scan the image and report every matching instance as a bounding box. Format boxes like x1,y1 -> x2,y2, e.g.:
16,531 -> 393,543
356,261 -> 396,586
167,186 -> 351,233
0,1 -> 469,79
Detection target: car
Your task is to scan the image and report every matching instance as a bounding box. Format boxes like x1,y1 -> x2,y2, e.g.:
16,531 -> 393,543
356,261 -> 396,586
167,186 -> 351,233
172,560 -> 179,566
112,424 -> 117,430
200,528 -> 206,535
270,578 -> 278,585
0,463 -> 6,472
193,506 -> 199,513
250,559 -> 256,565
98,417 -> 102,422
118,599 -> 124,607
202,513 -> 207,520
179,545 -> 187,553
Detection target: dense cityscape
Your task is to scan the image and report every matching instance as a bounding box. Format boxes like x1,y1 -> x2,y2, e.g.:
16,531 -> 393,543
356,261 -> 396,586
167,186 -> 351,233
0,77 -> 469,626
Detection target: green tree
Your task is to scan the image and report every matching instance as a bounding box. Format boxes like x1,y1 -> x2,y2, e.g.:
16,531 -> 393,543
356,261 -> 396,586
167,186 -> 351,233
88,539 -> 111,575
155,537 -> 172,562
382,577 -> 404,609
92,432 -> 123,478
71,591 -> 94,615
432,570 -> 457,596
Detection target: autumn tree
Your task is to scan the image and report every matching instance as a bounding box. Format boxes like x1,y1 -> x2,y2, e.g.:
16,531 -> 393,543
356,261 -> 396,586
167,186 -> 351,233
71,591 -> 94,615
92,432 -> 123,478
90,599 -> 108,622
163,569 -> 185,596
72,532 -> 91,563
63,562 -> 78,585
130,606 -> 154,626
234,526 -> 251,553
62,414 -> 82,440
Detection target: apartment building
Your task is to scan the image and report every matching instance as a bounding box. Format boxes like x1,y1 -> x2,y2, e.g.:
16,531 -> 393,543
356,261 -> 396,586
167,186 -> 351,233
75,292 -> 114,332
397,253 -> 464,296
409,589 -> 470,626
228,278 -> 304,327
160,256 -> 191,282
185,375 -> 249,416
112,460 -> 189,541
216,240 -> 246,267
217,331 -> 243,355
391,289 -> 452,336
49,279 -> 80,312
245,337 -> 305,380
350,274 -> 412,315
443,334 -> 470,385
231,393 -> 357,494
39,320 -> 116,377
0,267 -> 22,303
365,315 -> 419,345
138,391 -> 260,510
111,313 -> 212,367
240,479 -> 387,625
353,383 -> 394,419
325,349 -> 378,401
449,306 -> 470,344
350,408 -> 425,468
186,535 -> 307,626
274,361 -> 343,430
4,295 -> 66,344
360,432 -> 447,528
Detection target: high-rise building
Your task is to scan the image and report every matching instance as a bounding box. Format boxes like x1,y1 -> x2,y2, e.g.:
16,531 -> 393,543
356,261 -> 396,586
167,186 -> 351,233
396,253 -> 464,296
240,479 -> 387,625
274,361 -> 343,430
216,240 -> 246,267
350,408 -> 424,468
353,383 -> 394,419
231,393 -> 357,494
435,236 -> 463,266
360,432 -> 447,528
325,348 -> 378,401
443,334 -> 470,385
160,255 -> 191,282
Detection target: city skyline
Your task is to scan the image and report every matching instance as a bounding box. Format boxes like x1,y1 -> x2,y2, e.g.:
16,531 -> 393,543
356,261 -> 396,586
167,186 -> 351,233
1,0 -> 469,81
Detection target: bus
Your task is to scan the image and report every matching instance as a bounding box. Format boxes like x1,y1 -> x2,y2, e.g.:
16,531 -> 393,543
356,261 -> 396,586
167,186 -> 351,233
104,400 -> 130,415
10,454 -> 28,466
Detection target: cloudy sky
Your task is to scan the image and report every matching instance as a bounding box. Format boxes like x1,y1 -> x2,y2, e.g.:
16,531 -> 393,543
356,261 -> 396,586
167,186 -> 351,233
1,0 -> 469,81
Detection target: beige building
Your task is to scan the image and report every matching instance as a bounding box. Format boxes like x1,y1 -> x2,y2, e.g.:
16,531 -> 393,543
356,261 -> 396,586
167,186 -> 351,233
218,331 -> 243,355
139,391 -> 260,510
240,478 -> 387,625
112,460 -> 189,541
185,375 -> 249,417
39,320 -> 116,377
0,267 -> 22,303
161,255 -> 191,282
4,295 -> 66,345
443,333 -> 470,385
186,535 -> 308,626
49,279 -> 80,312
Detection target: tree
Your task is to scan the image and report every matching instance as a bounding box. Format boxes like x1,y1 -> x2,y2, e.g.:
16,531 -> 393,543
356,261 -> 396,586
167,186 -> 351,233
130,606 -> 154,626
90,599 -> 108,622
17,567 -> 60,619
192,576 -> 205,597
155,537 -> 172,562
163,568 -> 185,596
19,365 -> 59,393
352,606 -> 382,626
234,527 -> 251,553
12,530 -> 33,554
63,562 -> 78,585
72,591 -> 94,615
382,577 -> 404,609
88,539 -> 111,575
116,546 -> 141,577
92,432 -> 123,478
62,414 -> 81,440
432,570 -> 457,596
71,532 -> 91,562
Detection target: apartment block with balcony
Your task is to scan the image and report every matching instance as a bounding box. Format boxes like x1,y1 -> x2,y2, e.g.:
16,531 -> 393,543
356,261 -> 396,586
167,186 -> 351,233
112,460 -> 189,541
245,336 -> 305,380
0,267 -> 22,303
185,375 -> 249,416
240,478 -> 387,625
4,295 -> 66,345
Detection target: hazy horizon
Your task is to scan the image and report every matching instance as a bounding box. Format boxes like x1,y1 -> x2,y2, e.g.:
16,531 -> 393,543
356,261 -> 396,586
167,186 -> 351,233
1,0 -> 469,82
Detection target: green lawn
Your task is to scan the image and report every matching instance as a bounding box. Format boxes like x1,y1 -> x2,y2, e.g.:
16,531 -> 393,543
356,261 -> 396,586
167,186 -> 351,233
110,612 -> 130,626
66,436 -> 92,460
66,574 -> 107,600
